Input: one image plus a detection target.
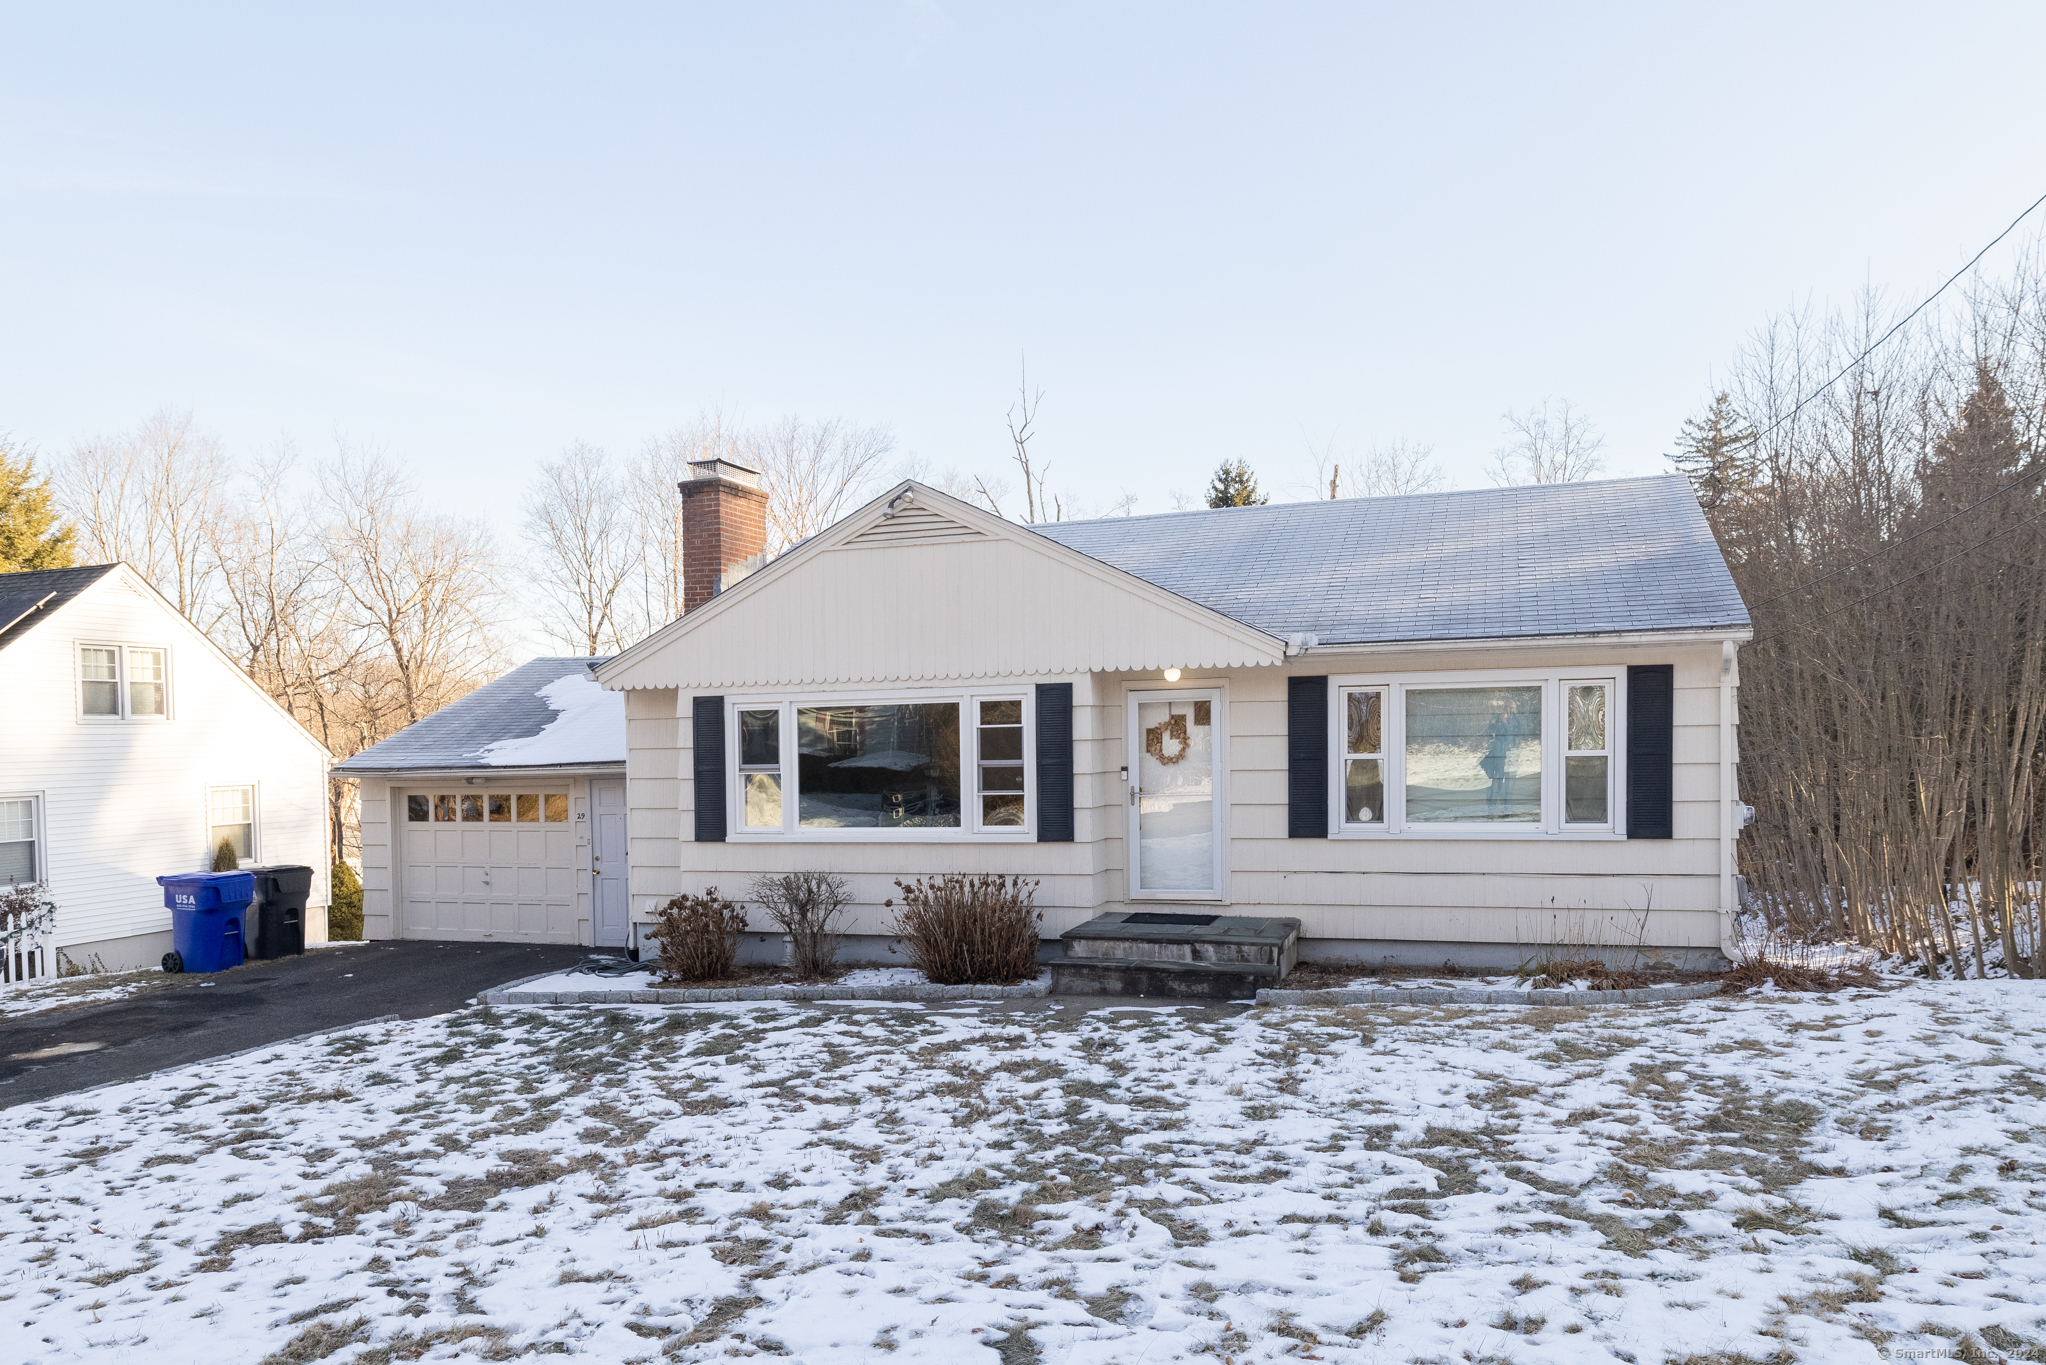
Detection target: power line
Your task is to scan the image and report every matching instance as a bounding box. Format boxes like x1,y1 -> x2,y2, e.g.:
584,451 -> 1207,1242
1735,188 -> 2046,454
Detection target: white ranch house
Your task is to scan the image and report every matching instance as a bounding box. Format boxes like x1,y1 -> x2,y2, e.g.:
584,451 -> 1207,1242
0,563 -> 333,974
588,461 -> 1752,969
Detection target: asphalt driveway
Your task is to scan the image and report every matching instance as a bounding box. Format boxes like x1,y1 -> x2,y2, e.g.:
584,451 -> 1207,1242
0,940 -> 609,1109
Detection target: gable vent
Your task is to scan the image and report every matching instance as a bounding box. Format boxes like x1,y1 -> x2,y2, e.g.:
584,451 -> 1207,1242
847,504 -> 988,548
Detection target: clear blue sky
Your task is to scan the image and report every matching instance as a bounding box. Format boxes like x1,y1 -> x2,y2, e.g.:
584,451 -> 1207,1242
5,2 -> 2045,524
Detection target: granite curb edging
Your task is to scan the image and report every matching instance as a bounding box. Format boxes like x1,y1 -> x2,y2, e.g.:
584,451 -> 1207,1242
1255,981 -> 1726,1007
483,981 -> 1052,1006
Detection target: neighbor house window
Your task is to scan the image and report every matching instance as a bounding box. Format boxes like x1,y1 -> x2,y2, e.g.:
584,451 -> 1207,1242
409,793 -> 570,824
733,694 -> 1031,836
80,647 -> 119,716
78,644 -> 170,720
0,797 -> 39,885
209,786 -> 255,862
1333,673 -> 1620,835
128,649 -> 167,717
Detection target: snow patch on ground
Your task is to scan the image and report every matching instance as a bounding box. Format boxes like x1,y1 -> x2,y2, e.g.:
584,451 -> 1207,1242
0,969 -> 163,1019
473,671 -> 624,766
508,964 -> 1038,995
9,982 -> 2046,1362
1331,973 -> 1701,993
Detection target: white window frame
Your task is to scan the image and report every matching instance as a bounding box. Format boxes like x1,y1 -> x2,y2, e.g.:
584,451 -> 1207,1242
725,688 -> 1036,842
76,642 -> 172,722
1327,667 -> 1626,839
77,643 -> 122,721
1560,678 -> 1617,829
0,792 -> 46,888
126,645 -> 170,720
208,784 -> 259,864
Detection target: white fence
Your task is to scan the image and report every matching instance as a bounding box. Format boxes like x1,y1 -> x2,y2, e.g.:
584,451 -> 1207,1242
2,908 -> 51,987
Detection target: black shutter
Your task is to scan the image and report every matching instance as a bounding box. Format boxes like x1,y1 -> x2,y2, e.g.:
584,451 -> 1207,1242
1287,675 -> 1329,838
692,695 -> 727,843
1626,665 -> 1674,839
1035,682 -> 1074,842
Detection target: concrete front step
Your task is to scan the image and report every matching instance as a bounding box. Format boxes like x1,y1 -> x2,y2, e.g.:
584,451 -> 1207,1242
1051,910 -> 1302,999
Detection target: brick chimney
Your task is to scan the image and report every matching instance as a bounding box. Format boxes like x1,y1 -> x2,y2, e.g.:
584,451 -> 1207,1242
680,458 -> 768,614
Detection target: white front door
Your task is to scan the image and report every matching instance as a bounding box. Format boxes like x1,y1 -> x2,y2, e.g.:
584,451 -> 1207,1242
1127,689 -> 1224,898
592,778 -> 629,947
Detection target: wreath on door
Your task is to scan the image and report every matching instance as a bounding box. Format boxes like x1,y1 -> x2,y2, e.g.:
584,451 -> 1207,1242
1145,712 -> 1191,766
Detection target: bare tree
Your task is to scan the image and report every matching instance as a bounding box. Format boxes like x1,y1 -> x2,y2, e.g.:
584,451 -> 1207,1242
1310,434 -> 1448,499
1006,359 -> 1052,522
1354,440 -> 1448,497
1488,400 -> 1607,486
324,453 -> 502,726
61,407 -> 229,620
523,443 -> 637,655
748,416 -> 894,552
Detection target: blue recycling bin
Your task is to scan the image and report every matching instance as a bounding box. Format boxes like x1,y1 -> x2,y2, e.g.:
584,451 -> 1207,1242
156,871 -> 253,973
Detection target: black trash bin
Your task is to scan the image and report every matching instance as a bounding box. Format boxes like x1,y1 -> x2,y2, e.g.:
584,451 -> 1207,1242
247,864 -> 313,960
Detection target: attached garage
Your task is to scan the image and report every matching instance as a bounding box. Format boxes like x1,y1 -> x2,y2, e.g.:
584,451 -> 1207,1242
334,659 -> 630,948
396,785 -> 581,941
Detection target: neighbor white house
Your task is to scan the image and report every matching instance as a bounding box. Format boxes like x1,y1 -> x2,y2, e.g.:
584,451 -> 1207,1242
0,563 -> 333,973
592,460 -> 1754,969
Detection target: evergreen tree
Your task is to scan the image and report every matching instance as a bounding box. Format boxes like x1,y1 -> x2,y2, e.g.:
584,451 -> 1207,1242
1919,363 -> 2030,515
1206,458 -> 1268,508
0,439 -> 77,572
1667,392 -> 1755,506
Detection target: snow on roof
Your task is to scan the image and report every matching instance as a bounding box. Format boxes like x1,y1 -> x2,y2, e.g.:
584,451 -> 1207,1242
331,657 -> 622,773
1030,474 -> 1749,645
473,671 -> 625,767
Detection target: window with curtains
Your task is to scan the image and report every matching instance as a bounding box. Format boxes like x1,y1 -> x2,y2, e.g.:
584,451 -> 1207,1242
78,644 -> 171,721
1331,672 -> 1622,835
731,693 -> 1033,837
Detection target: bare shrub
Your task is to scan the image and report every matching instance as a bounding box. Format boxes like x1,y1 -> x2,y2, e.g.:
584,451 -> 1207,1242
885,874 -> 1041,985
749,872 -> 850,980
648,891 -> 747,983
1722,926 -> 1876,994
1515,956 -> 1647,991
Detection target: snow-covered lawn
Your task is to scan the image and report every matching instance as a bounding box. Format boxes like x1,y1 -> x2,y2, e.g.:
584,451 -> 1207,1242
7,983 -> 2046,1363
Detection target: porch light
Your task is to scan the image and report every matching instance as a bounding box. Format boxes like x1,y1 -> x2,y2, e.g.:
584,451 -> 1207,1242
1162,668 -> 1181,682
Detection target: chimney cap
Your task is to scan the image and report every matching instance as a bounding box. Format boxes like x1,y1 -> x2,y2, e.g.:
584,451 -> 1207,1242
687,457 -> 762,488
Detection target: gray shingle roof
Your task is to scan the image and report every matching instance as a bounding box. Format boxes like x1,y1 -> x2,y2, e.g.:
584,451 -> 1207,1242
1031,475 -> 1748,645
332,657 -> 616,773
0,564 -> 119,651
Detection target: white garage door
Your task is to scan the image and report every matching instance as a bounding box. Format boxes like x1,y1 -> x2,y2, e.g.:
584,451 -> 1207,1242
398,788 -> 579,942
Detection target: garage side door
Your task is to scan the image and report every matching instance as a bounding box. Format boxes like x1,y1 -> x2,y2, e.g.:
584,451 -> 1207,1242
398,789 -> 578,942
